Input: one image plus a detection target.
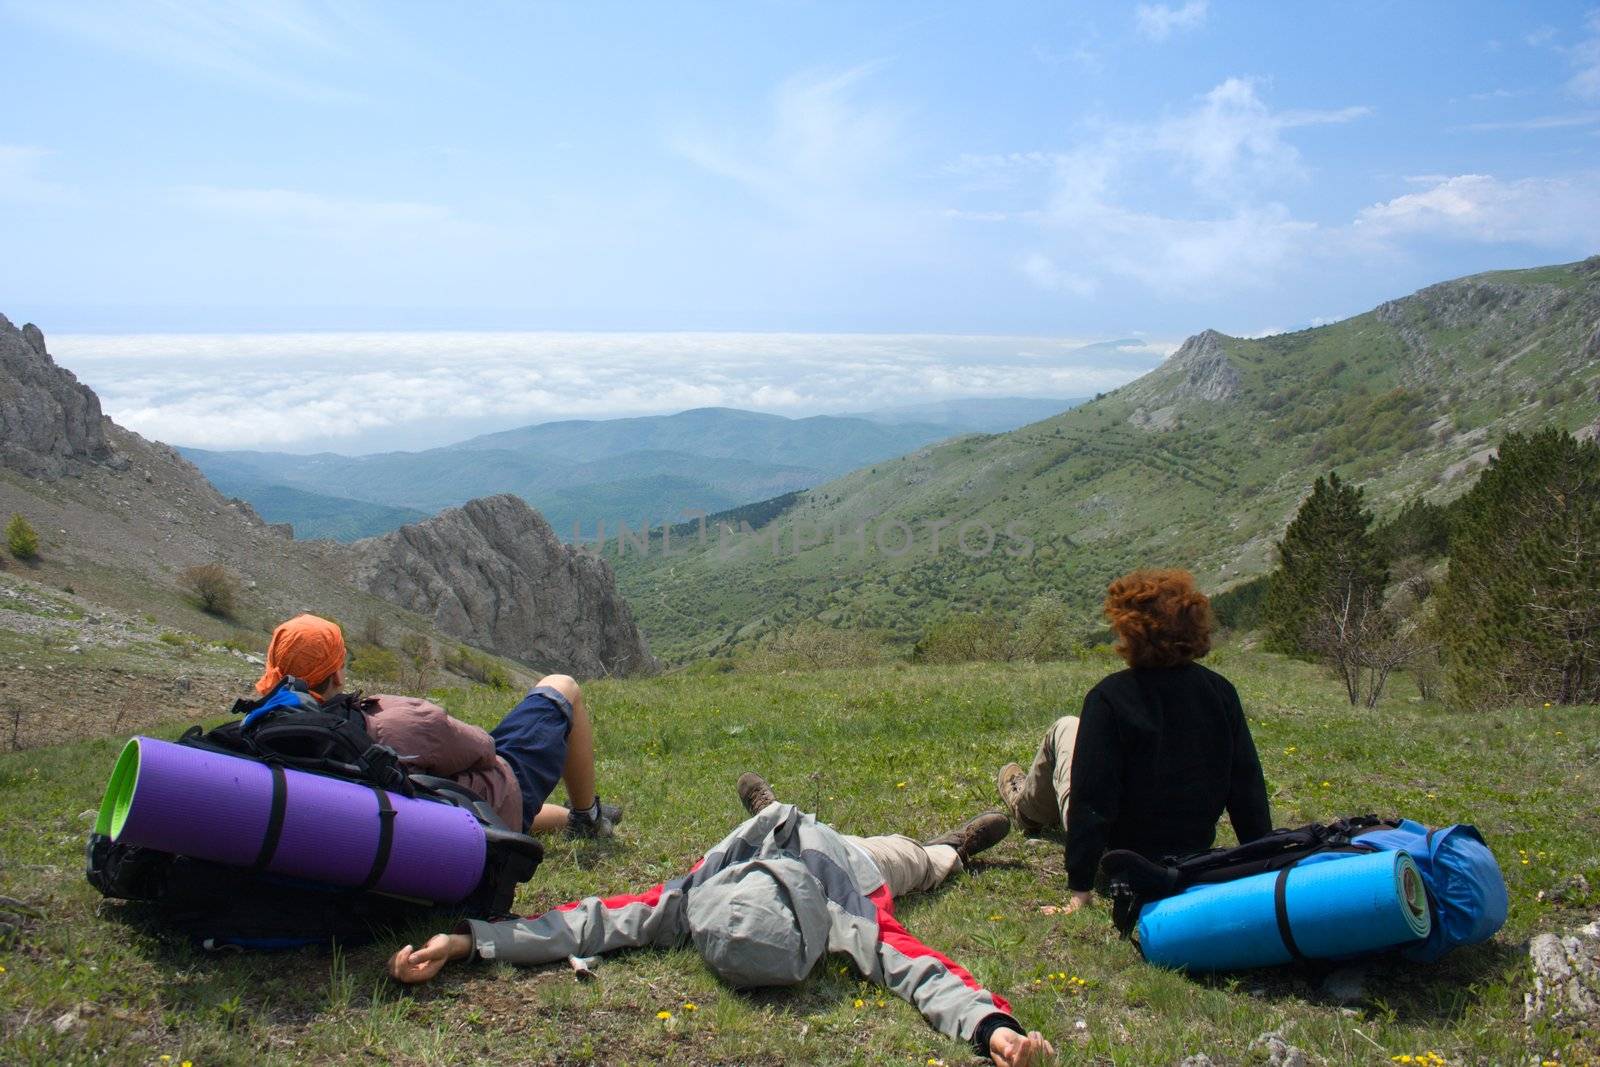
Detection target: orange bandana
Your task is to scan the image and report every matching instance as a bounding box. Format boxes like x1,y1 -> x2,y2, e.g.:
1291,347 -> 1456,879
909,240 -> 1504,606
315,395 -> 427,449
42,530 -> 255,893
255,613 -> 347,695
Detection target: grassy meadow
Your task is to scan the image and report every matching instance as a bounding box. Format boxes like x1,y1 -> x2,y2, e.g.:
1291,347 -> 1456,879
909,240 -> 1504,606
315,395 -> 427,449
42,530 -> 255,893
1,649 -> 1596,1065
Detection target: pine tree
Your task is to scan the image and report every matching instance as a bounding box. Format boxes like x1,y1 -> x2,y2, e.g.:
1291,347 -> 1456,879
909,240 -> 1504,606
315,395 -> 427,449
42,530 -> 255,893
5,514 -> 39,561
1435,428 -> 1600,707
1263,472 -> 1388,657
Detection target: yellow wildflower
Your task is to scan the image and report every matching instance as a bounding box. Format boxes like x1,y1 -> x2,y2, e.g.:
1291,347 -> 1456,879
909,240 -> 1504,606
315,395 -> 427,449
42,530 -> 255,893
854,998 -> 865,1008
896,781 -> 907,789
656,1010 -> 673,1021
682,1002 -> 698,1012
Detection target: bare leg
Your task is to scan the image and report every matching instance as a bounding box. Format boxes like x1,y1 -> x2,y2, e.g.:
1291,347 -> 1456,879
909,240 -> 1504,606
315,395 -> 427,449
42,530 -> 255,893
536,674 -> 596,813
530,802 -> 569,832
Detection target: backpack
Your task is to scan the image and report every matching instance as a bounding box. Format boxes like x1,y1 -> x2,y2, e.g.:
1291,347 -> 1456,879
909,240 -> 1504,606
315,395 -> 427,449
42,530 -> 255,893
1102,814 -> 1507,964
86,678 -> 544,951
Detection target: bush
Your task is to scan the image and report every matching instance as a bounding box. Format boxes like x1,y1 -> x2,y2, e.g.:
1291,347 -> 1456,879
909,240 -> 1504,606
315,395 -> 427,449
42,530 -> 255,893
5,514 -> 39,561
179,563 -> 240,618
1211,575 -> 1271,632
442,644 -> 513,688
349,643 -> 404,686
745,622 -> 886,671
914,612 -> 1015,664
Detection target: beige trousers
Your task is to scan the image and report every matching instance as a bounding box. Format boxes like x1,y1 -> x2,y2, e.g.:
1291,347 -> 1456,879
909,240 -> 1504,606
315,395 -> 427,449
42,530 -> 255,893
843,834 -> 962,897
1015,715 -> 1080,832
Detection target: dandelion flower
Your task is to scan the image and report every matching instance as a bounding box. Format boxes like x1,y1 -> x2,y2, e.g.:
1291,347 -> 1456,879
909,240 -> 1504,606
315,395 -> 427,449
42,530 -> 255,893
896,781 -> 907,789
656,1010 -> 673,1021
682,1002 -> 698,1012
854,998 -> 865,1008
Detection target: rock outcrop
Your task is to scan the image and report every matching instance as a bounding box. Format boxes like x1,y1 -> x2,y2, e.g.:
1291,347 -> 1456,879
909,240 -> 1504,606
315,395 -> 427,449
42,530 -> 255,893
1163,329 -> 1242,402
350,494 -> 656,677
1125,329 -> 1240,429
0,315 -> 120,477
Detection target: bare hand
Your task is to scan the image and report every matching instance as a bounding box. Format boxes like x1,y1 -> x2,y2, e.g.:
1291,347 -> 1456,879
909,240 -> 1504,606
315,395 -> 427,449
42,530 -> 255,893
387,932 -> 470,984
990,1027 -> 1056,1066
1039,890 -> 1093,916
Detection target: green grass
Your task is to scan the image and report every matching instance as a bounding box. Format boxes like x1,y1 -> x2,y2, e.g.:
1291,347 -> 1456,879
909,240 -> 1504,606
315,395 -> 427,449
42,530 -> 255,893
1,649 -> 1596,1065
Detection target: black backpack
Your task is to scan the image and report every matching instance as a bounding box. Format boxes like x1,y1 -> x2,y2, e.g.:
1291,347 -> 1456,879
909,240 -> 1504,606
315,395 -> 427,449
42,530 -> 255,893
86,679 -> 544,950
1100,815 -> 1398,939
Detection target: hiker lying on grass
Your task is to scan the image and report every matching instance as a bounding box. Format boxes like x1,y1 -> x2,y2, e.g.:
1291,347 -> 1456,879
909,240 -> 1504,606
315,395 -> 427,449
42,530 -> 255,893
256,613 -> 619,837
996,568 -> 1272,917
389,774 -> 1055,1067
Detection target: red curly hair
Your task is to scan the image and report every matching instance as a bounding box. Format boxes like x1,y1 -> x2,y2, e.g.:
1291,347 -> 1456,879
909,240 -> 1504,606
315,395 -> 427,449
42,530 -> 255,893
1103,568 -> 1213,668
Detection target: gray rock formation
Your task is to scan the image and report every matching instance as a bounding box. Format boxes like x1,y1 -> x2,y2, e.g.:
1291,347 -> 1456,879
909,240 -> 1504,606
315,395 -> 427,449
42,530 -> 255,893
351,494 -> 656,677
1125,329 -> 1239,429
1165,330 -> 1242,402
1526,920 -> 1600,1026
0,314 -> 120,477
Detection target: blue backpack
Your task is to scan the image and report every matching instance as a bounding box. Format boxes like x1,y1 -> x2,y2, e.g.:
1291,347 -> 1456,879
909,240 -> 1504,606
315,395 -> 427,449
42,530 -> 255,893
1103,815 -> 1508,963
1343,819 -> 1508,962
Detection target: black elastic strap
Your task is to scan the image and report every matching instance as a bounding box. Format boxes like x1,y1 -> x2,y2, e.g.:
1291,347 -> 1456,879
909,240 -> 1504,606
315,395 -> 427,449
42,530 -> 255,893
358,785 -> 398,893
1273,866 -> 1307,963
251,764 -> 288,873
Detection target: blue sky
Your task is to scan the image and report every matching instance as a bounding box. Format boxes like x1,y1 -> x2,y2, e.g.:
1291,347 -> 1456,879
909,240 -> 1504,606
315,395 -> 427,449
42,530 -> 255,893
2,2 -> 1598,450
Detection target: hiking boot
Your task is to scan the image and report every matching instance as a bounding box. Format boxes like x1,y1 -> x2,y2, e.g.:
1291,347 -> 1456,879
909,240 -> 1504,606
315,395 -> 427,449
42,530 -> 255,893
996,762 -> 1032,828
737,772 -> 778,816
567,797 -> 617,839
924,811 -> 1010,864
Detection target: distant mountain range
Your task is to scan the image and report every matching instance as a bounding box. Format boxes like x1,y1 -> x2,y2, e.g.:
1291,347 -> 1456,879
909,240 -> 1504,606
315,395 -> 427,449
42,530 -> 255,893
182,398 -> 1087,541
607,258 -> 1600,663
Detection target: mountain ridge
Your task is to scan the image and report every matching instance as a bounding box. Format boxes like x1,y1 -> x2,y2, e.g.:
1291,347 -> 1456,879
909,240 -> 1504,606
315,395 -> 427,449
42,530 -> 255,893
608,257 -> 1600,662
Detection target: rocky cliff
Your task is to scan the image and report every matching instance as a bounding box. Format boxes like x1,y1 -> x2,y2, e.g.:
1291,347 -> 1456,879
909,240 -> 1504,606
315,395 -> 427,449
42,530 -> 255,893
0,316 -> 655,683
351,494 -> 656,677
0,316 -> 120,477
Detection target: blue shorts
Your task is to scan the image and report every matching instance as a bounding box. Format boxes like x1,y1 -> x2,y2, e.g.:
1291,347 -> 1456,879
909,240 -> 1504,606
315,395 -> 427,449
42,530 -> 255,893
490,685 -> 573,829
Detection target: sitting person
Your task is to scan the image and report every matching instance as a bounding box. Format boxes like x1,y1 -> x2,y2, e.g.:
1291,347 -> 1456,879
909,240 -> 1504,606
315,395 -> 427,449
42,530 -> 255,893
388,775 -> 1053,1067
995,568 -> 1271,915
254,613 -> 618,837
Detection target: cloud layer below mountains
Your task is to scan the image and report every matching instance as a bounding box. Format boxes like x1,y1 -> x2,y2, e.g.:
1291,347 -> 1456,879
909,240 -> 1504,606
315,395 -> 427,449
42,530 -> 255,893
53,331 -> 1172,453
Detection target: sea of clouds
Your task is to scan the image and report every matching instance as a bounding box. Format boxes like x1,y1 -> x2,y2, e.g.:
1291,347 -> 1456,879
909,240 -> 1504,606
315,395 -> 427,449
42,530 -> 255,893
50,331 -> 1174,454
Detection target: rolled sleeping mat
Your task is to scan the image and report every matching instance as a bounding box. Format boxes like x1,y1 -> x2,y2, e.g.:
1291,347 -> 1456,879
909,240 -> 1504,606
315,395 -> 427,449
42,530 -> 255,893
1137,849 -> 1432,972
96,736 -> 485,903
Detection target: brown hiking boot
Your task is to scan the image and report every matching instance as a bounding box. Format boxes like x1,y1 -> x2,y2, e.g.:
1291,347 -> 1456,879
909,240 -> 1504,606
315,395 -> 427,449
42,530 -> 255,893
996,762 -> 1034,829
737,772 -> 778,816
924,811 -> 1010,864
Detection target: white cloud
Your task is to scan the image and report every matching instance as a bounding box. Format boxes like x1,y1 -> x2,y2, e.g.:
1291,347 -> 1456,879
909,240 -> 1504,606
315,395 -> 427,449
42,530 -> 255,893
0,144 -> 72,203
1354,173 -> 1600,246
1002,79 -> 1359,293
2,0 -> 368,101
50,331 -> 1175,451
1571,11 -> 1600,98
1460,112 -> 1600,131
176,185 -> 472,239
1135,1 -> 1208,41
671,64 -> 905,216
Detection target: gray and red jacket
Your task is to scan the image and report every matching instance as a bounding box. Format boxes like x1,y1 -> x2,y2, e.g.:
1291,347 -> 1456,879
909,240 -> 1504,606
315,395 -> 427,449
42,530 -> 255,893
465,803 -> 1023,1054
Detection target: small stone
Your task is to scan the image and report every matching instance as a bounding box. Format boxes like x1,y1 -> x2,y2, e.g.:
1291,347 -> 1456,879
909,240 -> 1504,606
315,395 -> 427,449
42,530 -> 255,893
51,1010 -> 79,1034
1180,1057 -> 1216,1067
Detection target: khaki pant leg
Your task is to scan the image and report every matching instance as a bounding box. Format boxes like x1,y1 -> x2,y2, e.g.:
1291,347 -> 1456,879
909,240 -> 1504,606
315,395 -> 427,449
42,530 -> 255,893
1016,715 -> 1080,830
844,834 -> 962,898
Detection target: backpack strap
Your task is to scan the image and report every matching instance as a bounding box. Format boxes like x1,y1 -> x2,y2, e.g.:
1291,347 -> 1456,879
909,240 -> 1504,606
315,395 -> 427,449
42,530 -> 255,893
356,785 -> 397,893
1273,867 -> 1308,963
249,764 -> 289,874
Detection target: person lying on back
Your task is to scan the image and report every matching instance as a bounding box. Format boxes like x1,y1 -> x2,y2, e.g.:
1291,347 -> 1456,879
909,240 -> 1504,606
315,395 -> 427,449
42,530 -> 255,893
996,569 -> 1272,914
255,614 -> 619,837
389,773 -> 1054,1067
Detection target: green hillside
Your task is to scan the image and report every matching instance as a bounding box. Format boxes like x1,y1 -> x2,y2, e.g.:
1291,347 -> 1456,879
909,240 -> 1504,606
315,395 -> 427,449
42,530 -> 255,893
182,408 -> 964,539
613,258 -> 1600,663
194,482 -> 429,541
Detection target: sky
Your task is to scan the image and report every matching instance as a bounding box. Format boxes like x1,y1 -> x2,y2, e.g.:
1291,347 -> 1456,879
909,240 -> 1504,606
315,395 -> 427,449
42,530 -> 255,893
3,1 -> 1599,451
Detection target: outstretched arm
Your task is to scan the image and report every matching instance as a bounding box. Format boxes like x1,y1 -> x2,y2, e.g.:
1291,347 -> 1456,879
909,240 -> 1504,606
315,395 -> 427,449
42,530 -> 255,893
869,886 -> 1048,1062
388,932 -> 471,984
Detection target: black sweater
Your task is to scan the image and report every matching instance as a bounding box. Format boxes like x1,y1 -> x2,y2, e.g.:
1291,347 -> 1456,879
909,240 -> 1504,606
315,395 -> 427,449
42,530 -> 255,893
1065,663 -> 1272,891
